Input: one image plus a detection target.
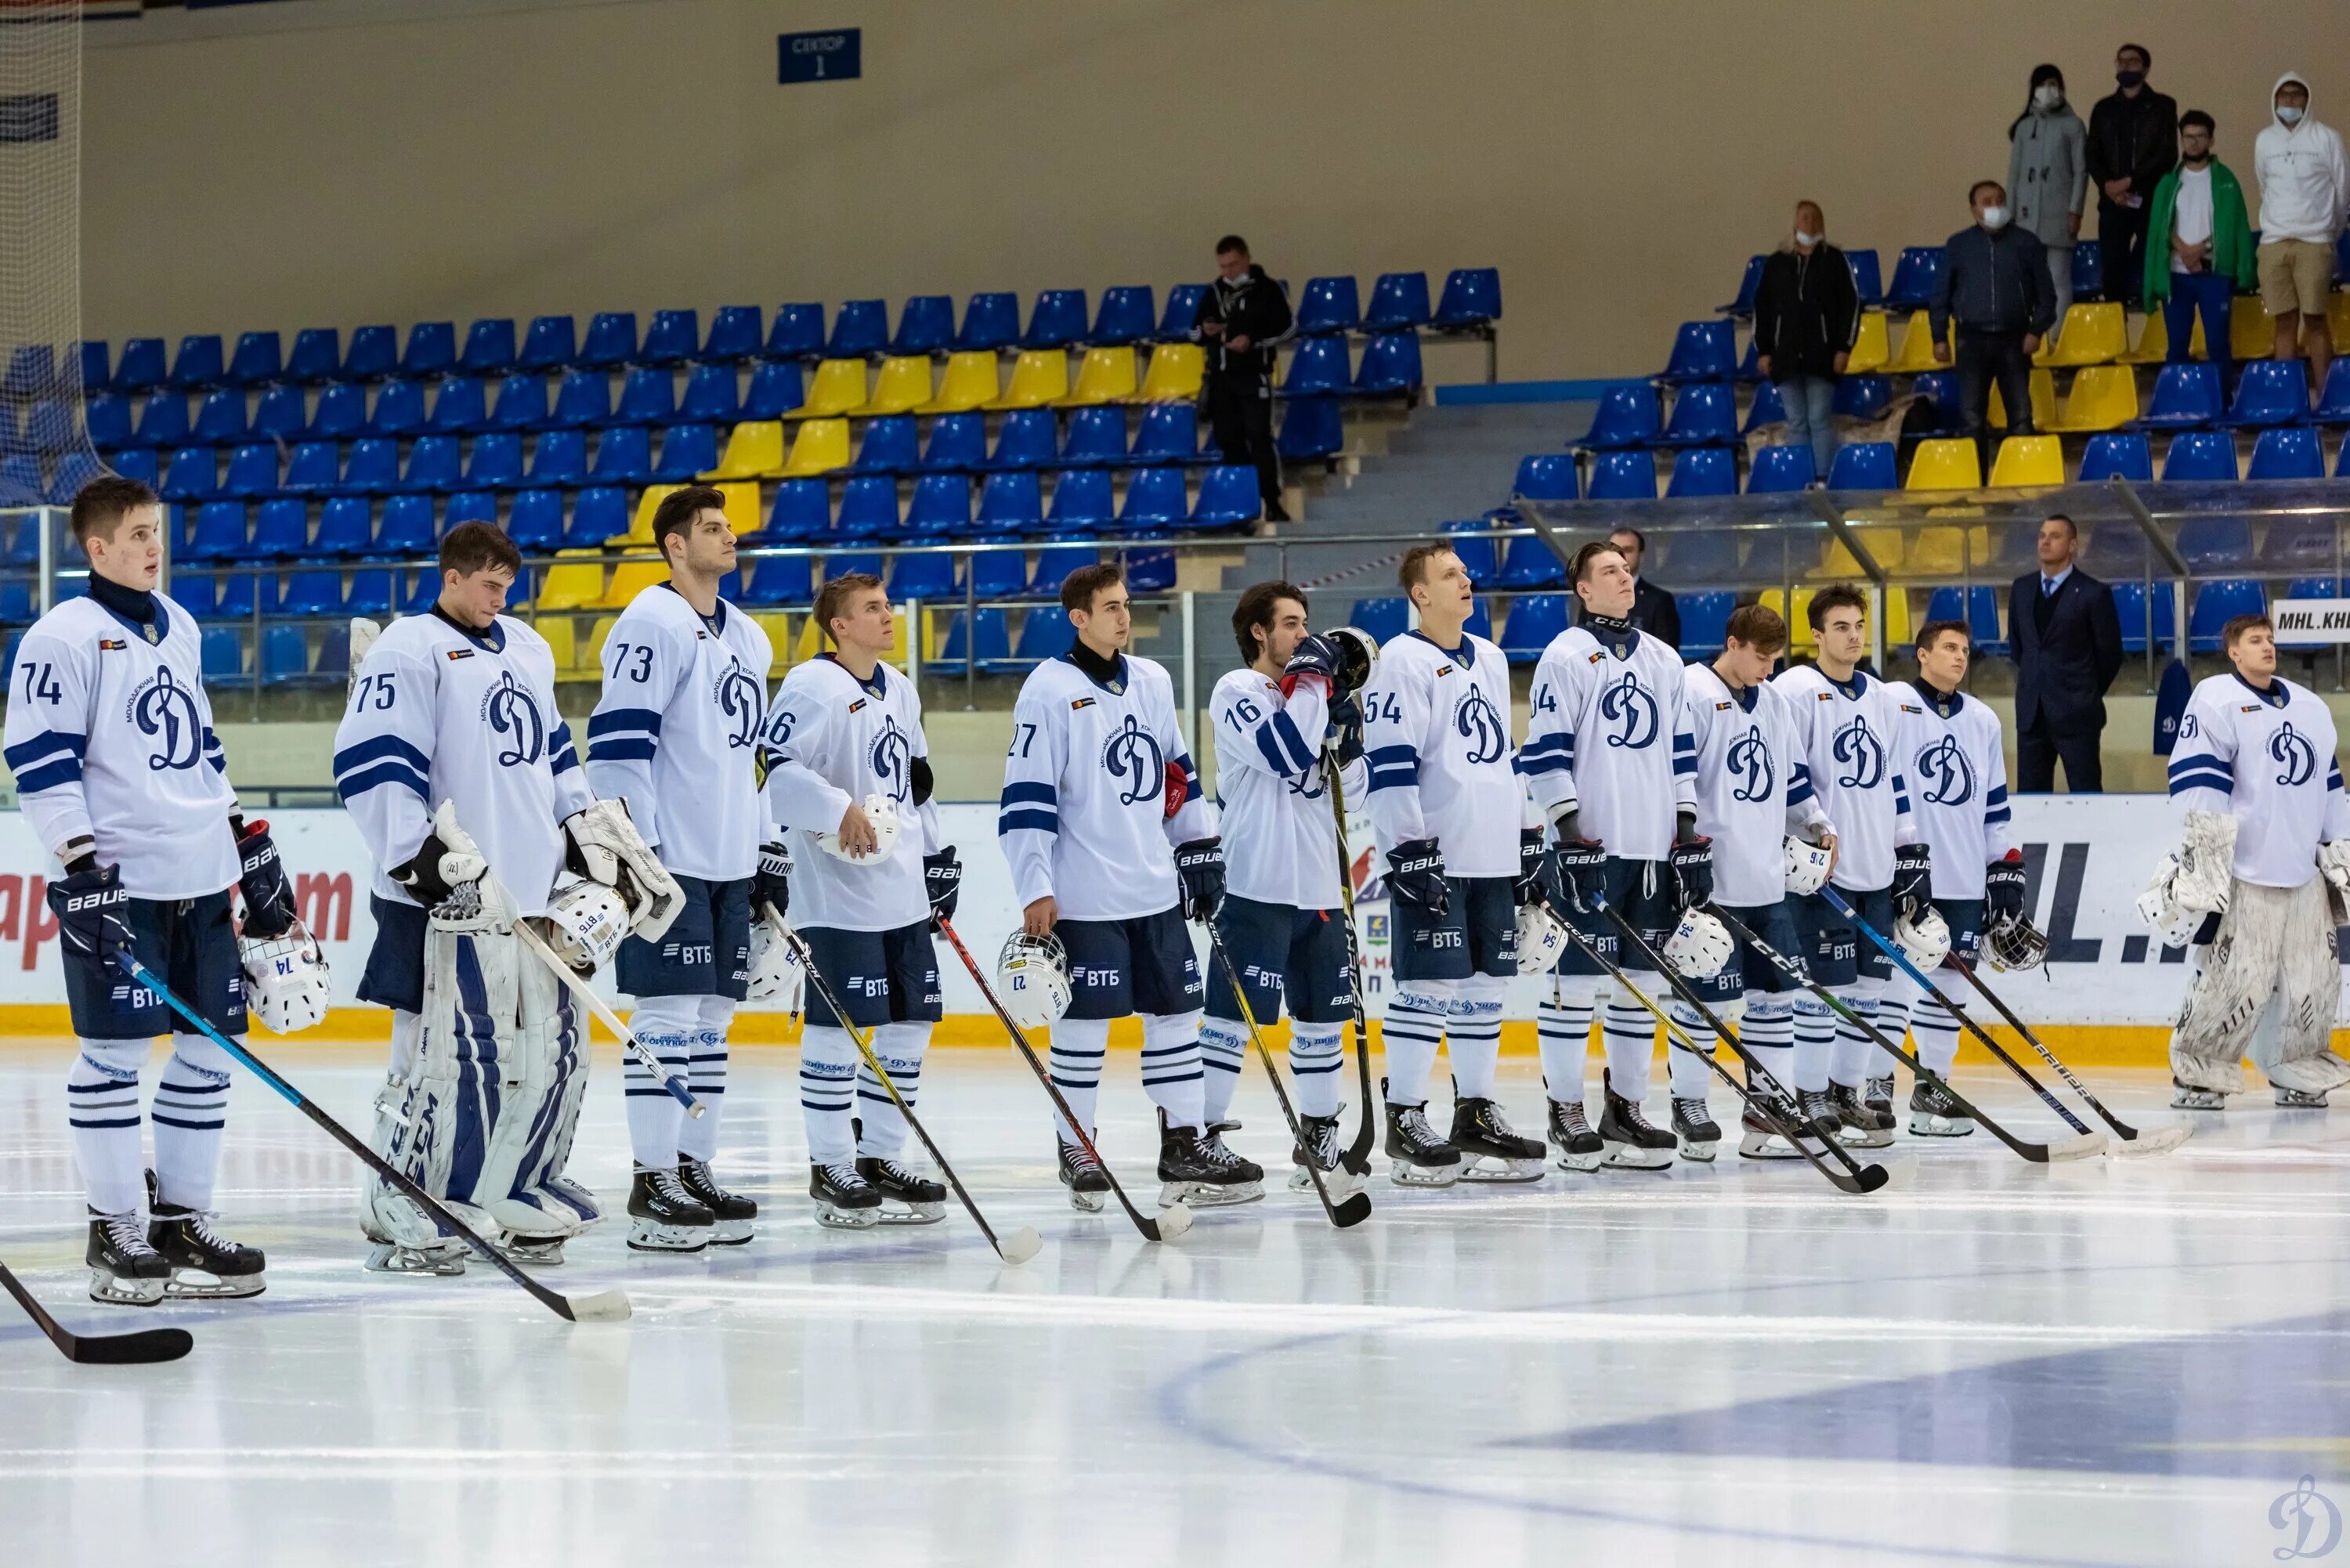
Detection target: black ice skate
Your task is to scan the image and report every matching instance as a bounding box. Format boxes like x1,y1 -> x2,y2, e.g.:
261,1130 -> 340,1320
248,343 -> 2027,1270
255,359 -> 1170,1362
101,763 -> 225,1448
1864,1075 -> 1896,1127
677,1156 -> 757,1244
626,1167 -> 715,1253
145,1172 -> 265,1299
1290,1111 -> 1363,1198
87,1209 -> 169,1307
1546,1099 -> 1606,1172
1596,1070 -> 1676,1169
1449,1096 -> 1546,1182
1382,1078 -> 1461,1187
2171,1077 -> 2228,1111
1671,1096 -> 1722,1162
1159,1108 -> 1265,1207
809,1162 -> 883,1230
1907,1078 -> 1975,1137
1738,1088 -> 1808,1159
1829,1081 -> 1893,1148
858,1155 -> 948,1224
1796,1086 -> 1846,1144
1057,1135 -> 1111,1212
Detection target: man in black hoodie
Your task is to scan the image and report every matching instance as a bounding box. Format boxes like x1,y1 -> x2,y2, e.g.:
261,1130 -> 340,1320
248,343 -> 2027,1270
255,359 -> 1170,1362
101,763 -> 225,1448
1194,235 -> 1295,522
2085,42 -> 2179,310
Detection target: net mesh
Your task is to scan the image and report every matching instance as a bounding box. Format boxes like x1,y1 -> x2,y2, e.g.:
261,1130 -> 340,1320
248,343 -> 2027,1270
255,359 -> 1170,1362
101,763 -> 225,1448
0,0 -> 93,508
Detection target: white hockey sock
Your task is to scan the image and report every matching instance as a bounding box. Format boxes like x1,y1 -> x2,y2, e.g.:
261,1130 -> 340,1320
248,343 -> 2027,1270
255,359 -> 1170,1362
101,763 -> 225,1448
1740,998 -> 1797,1100
1537,983 -> 1596,1106
857,1021 -> 930,1158
67,1037 -> 146,1216
624,995 -> 699,1170
1911,999 -> 1964,1076
798,1026 -> 861,1166
1141,1010 -> 1206,1132
1602,988 -> 1660,1100
1449,977 -> 1506,1100
151,1034 -> 236,1212
1382,988 -> 1450,1106
677,994 -> 736,1163
1875,994 -> 1912,1073
1047,1015 -> 1109,1144
1289,1021 -> 1346,1119
1665,1001 -> 1715,1100
1198,1017 -> 1249,1126
1793,999 -> 1837,1092
1828,988 -> 1879,1086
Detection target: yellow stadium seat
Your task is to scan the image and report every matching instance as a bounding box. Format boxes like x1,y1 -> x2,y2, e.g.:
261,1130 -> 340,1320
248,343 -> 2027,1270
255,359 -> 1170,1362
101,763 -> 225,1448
618,483 -> 678,545
535,615 -> 577,674
986,350 -> 1069,410
854,356 -> 935,417
1843,311 -> 1891,374
790,359 -> 870,419
790,606 -> 914,668
717,481 -> 761,537
537,549 -> 607,612
779,417 -> 851,478
916,351 -> 1003,414
1134,343 -> 1206,403
2331,294 -> 2350,349
2048,363 -> 2139,432
1987,435 -> 2065,487
1818,525 -> 1905,579
1905,438 -> 1982,491
1061,346 -> 1138,406
1759,588 -> 1817,652
597,558 -> 668,609
1987,368 -> 2057,430
1884,310 -> 1944,374
2034,302 -> 2128,367
751,611 -> 794,666
1881,583 -> 1913,646
2120,309 -> 2171,363
583,615 -> 620,672
2232,294 -> 2274,362
1906,526 -> 1968,576
705,419 -> 786,480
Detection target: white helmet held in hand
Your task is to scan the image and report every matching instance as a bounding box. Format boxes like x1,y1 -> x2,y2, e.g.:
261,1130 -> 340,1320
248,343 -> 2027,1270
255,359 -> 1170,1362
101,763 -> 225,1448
746,916 -> 804,1006
1784,836 -> 1834,896
240,925 -> 333,1035
1661,908 -> 1735,981
813,794 -> 901,864
1514,899 -> 1572,975
1893,905 -> 1951,971
544,876 -> 631,974
997,930 -> 1072,1030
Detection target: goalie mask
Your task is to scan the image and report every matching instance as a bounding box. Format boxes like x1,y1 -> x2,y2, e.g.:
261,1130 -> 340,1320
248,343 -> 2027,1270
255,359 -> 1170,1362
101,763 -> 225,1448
813,794 -> 901,864
1514,899 -> 1572,975
240,926 -> 333,1035
1893,905 -> 1951,972
1661,908 -> 1734,980
1984,911 -> 2048,972
997,930 -> 1072,1030
1784,836 -> 1833,897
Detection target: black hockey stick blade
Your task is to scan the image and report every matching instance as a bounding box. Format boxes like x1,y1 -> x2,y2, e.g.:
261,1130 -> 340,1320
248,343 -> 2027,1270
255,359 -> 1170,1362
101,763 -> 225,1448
2,1261 -> 193,1365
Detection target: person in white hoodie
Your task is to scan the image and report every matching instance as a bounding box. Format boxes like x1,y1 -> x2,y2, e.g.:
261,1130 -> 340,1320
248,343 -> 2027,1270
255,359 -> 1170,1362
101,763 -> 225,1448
2254,72 -> 2349,388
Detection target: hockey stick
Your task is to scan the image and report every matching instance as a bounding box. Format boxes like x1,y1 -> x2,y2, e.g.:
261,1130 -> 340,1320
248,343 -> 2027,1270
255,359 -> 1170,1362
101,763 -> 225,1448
1319,744 -> 1378,1178
1817,887 -> 2108,1159
506,919 -> 701,1118
1708,902 -> 2102,1165
1196,916 -> 1372,1227
765,909 -> 1041,1266
931,915 -> 1191,1244
1565,904 -> 1900,1194
0,1259 -> 193,1365
112,951 -> 630,1323
1942,951 -> 2189,1157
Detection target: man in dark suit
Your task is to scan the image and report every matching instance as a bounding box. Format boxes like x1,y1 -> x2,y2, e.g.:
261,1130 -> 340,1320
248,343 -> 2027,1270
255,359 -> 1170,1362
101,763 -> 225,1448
1571,526 -> 1682,649
2009,511 -> 2124,791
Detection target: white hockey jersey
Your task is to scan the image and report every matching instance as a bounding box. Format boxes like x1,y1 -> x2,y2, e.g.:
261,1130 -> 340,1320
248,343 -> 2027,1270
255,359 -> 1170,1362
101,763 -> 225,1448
1360,630 -> 1521,877
2,592 -> 237,899
1892,681 -> 2014,901
334,611 -> 590,919
1772,663 -> 1914,894
2167,672 -> 2350,888
1521,623 -> 1695,861
761,656 -> 938,933
1682,662 -> 1834,909
584,586 -> 772,884
1208,668 -> 1367,909
998,651 -> 1216,921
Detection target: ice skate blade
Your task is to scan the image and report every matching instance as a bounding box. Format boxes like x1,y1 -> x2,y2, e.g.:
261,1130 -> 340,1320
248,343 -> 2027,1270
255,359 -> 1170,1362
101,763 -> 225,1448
1907,1114 -> 1975,1137
2171,1089 -> 2228,1111
1676,1136 -> 1720,1164
624,1219 -> 710,1253
1455,1154 -> 1546,1183
1600,1140 -> 1672,1171
1161,1179 -> 1264,1208
2275,1089 -> 2332,1108
89,1269 -> 165,1307
2110,1122 -> 2192,1158
1553,1145 -> 1606,1172
1290,1164 -> 1365,1199
502,1237 -> 566,1266
875,1200 -> 947,1225
814,1204 -> 880,1230
1737,1129 -> 1803,1160
363,1243 -> 465,1277
162,1269 -> 264,1300
1835,1125 -> 1894,1149
1063,1187 -> 1107,1214
1386,1159 -> 1460,1188
2044,1131 -> 2109,1162
709,1220 -> 754,1245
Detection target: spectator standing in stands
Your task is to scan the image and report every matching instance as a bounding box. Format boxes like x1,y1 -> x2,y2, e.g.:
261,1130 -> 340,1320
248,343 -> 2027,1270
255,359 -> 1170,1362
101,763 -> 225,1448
2144,110 -> 2256,388
2008,512 -> 2123,793
2085,43 -> 2178,313
2008,65 -> 2088,334
1752,200 -> 1858,479
1931,181 -> 2056,461
2252,73 -> 2349,391
1572,526 -> 1681,649
1194,235 -> 1295,523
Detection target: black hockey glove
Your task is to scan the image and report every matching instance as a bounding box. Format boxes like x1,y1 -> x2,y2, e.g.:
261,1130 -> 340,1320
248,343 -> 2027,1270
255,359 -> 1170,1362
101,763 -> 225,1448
1669,835 -> 1714,912
1174,836 -> 1226,923
1329,692 -> 1365,768
1282,633 -> 1347,699
392,830 -> 457,909
753,840 -> 791,922
49,861 -> 132,962
1553,837 -> 1607,915
234,818 -> 297,941
1984,849 -> 2026,920
1513,828 -> 1554,909
1386,837 -> 1449,916
1892,843 -> 1933,917
924,846 -> 963,926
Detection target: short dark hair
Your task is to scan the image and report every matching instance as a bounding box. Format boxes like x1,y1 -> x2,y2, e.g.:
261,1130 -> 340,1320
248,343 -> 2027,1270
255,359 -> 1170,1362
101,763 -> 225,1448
1969,179 -> 2006,204
2043,511 -> 2078,539
1607,526 -> 1647,552
1397,543 -> 1458,595
1808,583 -> 1867,630
2179,109 -> 2214,135
2117,42 -> 2149,68
70,473 -> 160,547
652,483 -> 727,565
1061,561 -> 1126,616
1724,603 -> 1788,655
1916,619 -> 1972,654
1215,233 -> 1249,255
814,571 -> 884,646
2222,612 -> 2272,651
1571,540 -> 1626,585
1233,579 -> 1307,665
439,520 -> 521,579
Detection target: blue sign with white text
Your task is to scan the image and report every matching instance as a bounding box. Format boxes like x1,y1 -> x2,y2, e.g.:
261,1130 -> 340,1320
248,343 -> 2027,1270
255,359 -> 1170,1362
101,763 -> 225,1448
779,29 -> 860,85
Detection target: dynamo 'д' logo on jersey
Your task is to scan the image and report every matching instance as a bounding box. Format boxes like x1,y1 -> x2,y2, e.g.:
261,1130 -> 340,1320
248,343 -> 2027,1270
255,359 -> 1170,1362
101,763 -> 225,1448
717,658 -> 765,750
1726,724 -> 1774,801
870,714 -> 915,802
1598,669 -> 1658,750
129,664 -> 204,771
2270,718 -> 2317,787
483,669 -> 546,767
1831,714 -> 1885,789
1915,733 -> 1976,805
1454,685 -> 1507,764
1101,713 -> 1165,805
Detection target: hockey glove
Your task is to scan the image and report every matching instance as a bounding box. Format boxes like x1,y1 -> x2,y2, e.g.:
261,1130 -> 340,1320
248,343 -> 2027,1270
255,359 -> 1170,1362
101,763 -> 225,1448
234,818 -> 297,941
1174,836 -> 1226,923
48,861 -> 132,961
1386,838 -> 1449,916
754,839 -> 792,922
1892,843 -> 1932,917
1669,835 -> 1714,912
924,846 -> 963,925
1553,837 -> 1607,915
1329,692 -> 1365,768
1163,757 -> 1197,822
1984,849 -> 2026,919
1513,828 -> 1554,909
1280,634 -> 1346,703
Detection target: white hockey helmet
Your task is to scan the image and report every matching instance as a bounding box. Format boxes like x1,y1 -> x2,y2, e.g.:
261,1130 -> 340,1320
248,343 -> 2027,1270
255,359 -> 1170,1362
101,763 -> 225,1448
1984,911 -> 2048,972
1784,836 -> 1834,897
997,930 -> 1072,1030
544,876 -> 630,974
1662,908 -> 1735,980
1893,905 -> 1952,972
813,794 -> 901,864
240,927 -> 332,1035
1513,899 -> 1572,975
1325,623 -> 1380,696
745,915 -> 804,1006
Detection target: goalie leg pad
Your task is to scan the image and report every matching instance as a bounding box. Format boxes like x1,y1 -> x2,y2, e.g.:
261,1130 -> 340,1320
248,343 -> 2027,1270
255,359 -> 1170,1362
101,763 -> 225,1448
2257,876 -> 2350,1095
480,931 -> 594,1241
2168,878 -> 2281,1094
363,1005 -> 497,1254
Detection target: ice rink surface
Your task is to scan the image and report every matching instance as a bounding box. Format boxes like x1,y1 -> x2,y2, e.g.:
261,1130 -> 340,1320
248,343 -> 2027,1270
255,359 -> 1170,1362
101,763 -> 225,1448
3,1039 -> 2347,1568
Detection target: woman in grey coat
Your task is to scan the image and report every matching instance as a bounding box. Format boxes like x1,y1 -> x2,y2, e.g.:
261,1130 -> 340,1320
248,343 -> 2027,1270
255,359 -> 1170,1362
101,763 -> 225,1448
2008,63 -> 2090,331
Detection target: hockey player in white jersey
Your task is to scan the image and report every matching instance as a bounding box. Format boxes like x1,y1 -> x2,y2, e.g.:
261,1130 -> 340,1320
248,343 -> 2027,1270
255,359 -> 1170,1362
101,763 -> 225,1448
4,476 -> 305,1304
761,571 -> 961,1227
1891,617 -> 2021,1136
1524,539 -> 1705,1167
998,562 -> 1260,1207
585,486 -> 771,1249
1359,544 -> 1546,1183
1202,581 -> 1372,1196
1679,602 -> 1840,1158
336,522 -> 679,1271
1771,584 -> 1927,1147
2143,612 -> 2350,1109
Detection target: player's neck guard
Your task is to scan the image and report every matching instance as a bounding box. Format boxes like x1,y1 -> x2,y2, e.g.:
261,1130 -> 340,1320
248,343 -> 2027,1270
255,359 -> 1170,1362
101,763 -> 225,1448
1065,641 -> 1126,691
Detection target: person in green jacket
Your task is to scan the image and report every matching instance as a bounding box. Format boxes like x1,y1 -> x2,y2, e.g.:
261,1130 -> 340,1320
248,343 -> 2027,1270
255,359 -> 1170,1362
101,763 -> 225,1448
2144,109 -> 2258,384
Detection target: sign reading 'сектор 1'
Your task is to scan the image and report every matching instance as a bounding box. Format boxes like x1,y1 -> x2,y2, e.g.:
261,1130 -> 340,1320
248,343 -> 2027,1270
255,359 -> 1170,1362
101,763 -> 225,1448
779,29 -> 860,84
2270,599 -> 2350,644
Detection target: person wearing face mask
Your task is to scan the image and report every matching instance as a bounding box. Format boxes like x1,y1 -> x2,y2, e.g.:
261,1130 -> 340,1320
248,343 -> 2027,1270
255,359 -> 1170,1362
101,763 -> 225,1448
2008,65 -> 2088,333
2086,43 -> 2178,313
2144,110 -> 2257,388
2253,73 -> 2349,389
1929,180 -> 2056,464
1752,200 -> 1859,478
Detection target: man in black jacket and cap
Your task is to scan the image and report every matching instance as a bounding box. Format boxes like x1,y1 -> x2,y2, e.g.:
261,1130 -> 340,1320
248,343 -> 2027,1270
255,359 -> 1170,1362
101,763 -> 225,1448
2086,42 -> 2179,311
1195,235 -> 1295,522
1931,180 -> 2058,466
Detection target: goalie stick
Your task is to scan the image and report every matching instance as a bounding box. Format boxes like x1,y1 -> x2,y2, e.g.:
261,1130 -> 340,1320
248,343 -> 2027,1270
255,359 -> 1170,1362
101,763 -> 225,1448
1318,744 -> 1378,1179
1,1259 -> 193,1365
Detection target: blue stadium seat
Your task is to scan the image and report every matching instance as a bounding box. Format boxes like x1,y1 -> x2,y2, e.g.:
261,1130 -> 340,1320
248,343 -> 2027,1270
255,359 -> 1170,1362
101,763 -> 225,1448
891,295 -> 955,357
906,473 -> 974,537
515,315 -> 576,374
548,370 -> 613,429
303,382 -> 363,443
398,435 -> 462,493
1122,536 -> 1177,594
836,475 -> 900,540
464,432 -> 524,490
505,490 -> 562,553
1046,469 -> 1115,531
1746,442 -> 1815,491
742,361 -> 804,421
184,501 -> 245,561
1655,381 -> 1737,446
427,376 -> 490,435
113,338 -> 167,395
1833,375 -> 1893,420
1845,248 -> 1884,306
849,414 -> 920,475
374,493 -> 438,558
2177,517 -> 2254,569
1745,385 -> 1789,436
524,428 -> 587,486
678,364 -> 739,424
2248,425 -> 2326,481
757,479 -> 829,544
1296,276 -> 1361,336
1922,585 -> 2008,655
280,569 -> 342,618
1825,442 -> 1898,490
1023,290 -> 1090,349
283,327 -> 340,385
0,455 -> 39,505
1435,268 -> 1502,329
2187,579 -> 2265,651
277,441 -> 335,494
1363,272 -> 1431,331
1092,287 -> 1157,347
85,392 -> 132,450
212,569 -> 275,622
2078,432 -> 2153,482
1883,247 -> 1945,312
588,425 -> 652,485
613,367 -> 677,427
1278,396 -> 1343,460
568,486 -> 630,549
1118,467 -> 1189,531
978,471 -> 1045,533
765,302 -> 826,362
132,391 -> 192,450
191,388 -> 248,446
827,300 -> 889,359
955,293 -> 1020,354
652,424 -> 719,482
1908,370 -> 1963,431
1498,593 -> 1569,662
1442,518 -> 1499,585
1677,591 -> 1735,656
985,408 -> 1060,471
1588,450 -> 1658,500
938,608 -> 1012,666
226,331 -> 281,387
250,384 -> 306,444
578,312 -> 638,370
2162,431 -> 2238,482
400,322 -> 456,380
458,318 -> 515,377
401,569 -> 440,614
920,412 -> 988,472
1513,453 -> 1579,502
993,605 -> 1072,668
2222,359 -> 2310,427
1159,284 -> 1208,341
1493,530 -> 1565,589
444,490 -> 498,529
169,334 -> 226,391
740,555 -> 813,606
343,325 -> 399,381
1719,254 -> 1766,315
821,547 -> 885,582
161,446 -> 219,503
968,541 -> 1030,600
2070,240 -> 2105,301
1352,331 -> 1423,395
48,452 -> 103,505
257,623 -> 312,685
1574,383 -> 1662,448
314,496 -> 372,555
1659,320 -> 1736,381
199,625 -> 241,676
1281,336 -> 1351,395
888,547 -> 960,602
110,449 -> 158,490
368,378 -> 428,439
1348,596 -> 1410,644
342,572 -> 394,621
1188,465 -> 1261,529
1666,446 -> 1737,497
2314,359 -> 2350,425
1061,406 -> 1129,468
1462,599 -> 1495,643
250,498 -> 307,558
700,305 -> 763,363
640,309 -> 700,367
75,339 -> 109,393
1030,538 -> 1101,596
